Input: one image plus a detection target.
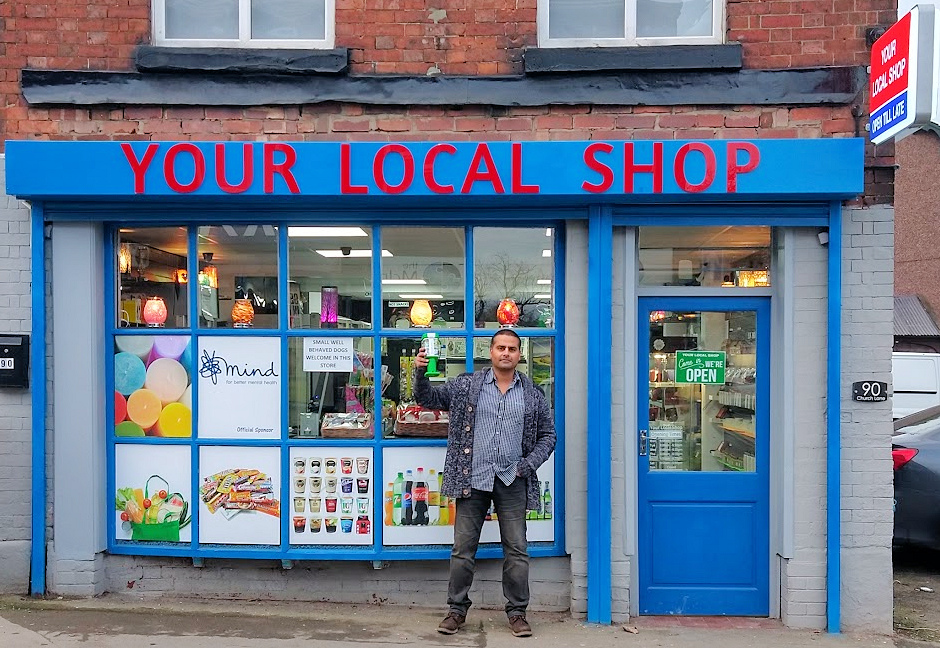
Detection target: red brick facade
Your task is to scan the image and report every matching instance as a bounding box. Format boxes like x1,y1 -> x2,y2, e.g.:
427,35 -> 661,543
0,0 -> 896,202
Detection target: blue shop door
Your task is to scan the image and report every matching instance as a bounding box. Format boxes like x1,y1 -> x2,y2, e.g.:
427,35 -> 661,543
637,297 -> 770,615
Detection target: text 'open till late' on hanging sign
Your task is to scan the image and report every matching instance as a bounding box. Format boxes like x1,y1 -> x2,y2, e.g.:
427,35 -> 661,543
675,351 -> 726,385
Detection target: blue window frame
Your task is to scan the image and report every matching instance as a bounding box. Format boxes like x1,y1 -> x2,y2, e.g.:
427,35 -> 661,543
105,219 -> 566,561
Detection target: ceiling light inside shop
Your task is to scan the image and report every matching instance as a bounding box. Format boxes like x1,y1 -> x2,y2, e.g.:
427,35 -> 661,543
542,249 -> 552,257
382,279 -> 427,285
290,227 -> 368,237
534,294 -> 552,299
262,225 -> 276,236
399,294 -> 444,299
537,279 -> 552,285
316,249 -> 392,258
222,225 -> 238,237
545,228 -> 552,237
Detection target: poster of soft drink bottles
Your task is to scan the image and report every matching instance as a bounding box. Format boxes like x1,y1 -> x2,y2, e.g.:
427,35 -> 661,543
381,447 -> 555,546
288,446 -> 374,545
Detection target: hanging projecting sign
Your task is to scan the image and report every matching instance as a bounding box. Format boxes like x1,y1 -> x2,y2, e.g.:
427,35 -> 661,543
869,4 -> 937,144
197,336 -> 281,439
675,351 -> 726,384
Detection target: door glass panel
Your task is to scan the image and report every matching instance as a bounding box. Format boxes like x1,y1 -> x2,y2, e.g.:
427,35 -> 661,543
648,309 -> 756,472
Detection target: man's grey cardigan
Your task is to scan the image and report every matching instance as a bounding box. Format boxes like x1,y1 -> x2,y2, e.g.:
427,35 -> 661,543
414,368 -> 556,510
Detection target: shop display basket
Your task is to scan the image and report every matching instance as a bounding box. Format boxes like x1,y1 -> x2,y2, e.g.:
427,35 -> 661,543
394,406 -> 449,437
320,413 -> 374,439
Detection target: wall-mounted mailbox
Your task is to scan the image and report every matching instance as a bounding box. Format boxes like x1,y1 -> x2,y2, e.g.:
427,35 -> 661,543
0,335 -> 29,388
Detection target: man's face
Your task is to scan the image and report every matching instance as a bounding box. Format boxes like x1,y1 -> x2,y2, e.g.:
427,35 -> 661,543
490,334 -> 521,371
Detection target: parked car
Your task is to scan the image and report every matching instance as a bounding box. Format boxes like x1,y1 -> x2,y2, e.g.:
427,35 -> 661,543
893,352 -> 940,420
893,404 -> 940,550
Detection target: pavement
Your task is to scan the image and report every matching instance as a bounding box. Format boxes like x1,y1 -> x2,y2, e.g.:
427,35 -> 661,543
0,595 -> 906,648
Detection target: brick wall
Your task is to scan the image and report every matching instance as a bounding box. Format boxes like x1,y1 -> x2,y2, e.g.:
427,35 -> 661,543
778,213 -> 894,633
2,104 -> 859,145
0,154 -> 33,593
100,555 -> 570,610
838,205 -> 893,632
0,0 -> 893,78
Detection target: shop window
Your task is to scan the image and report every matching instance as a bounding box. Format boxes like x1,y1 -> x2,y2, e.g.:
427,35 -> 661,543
473,336 -> 556,407
116,227 -> 189,328
538,0 -> 723,46
474,228 -> 555,329
379,336 -> 468,439
638,226 -> 771,287
154,0 -> 335,49
288,226 -> 373,329
380,227 -> 466,330
108,223 -> 560,555
288,336 -> 378,439
197,225 -> 279,329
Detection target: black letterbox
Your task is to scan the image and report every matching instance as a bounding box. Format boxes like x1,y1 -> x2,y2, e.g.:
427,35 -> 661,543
0,335 -> 29,388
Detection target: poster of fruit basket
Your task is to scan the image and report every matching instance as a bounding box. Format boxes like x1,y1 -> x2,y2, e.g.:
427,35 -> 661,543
114,444 -> 192,543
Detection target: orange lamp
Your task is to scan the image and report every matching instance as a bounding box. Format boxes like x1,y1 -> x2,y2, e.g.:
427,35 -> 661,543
409,299 -> 433,327
143,297 -> 168,328
231,299 -> 255,328
496,298 -> 520,327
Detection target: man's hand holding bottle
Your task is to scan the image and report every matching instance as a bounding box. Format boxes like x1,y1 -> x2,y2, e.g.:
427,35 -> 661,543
414,347 -> 429,371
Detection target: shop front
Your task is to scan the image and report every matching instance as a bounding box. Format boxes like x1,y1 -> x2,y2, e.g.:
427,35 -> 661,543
5,137 -> 871,626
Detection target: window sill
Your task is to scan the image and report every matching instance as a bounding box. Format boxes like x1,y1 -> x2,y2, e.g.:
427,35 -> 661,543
524,44 -> 742,74
134,46 -> 349,75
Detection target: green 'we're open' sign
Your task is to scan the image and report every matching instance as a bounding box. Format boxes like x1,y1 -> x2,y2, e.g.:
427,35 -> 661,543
675,351 -> 726,384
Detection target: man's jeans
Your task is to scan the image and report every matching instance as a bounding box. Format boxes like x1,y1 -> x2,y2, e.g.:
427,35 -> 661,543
447,478 -> 529,618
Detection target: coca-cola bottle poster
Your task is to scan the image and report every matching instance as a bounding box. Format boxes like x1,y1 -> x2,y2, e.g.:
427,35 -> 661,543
381,447 -> 555,546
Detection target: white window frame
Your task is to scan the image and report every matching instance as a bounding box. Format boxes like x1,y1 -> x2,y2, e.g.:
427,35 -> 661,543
537,0 -> 724,48
153,0 -> 335,49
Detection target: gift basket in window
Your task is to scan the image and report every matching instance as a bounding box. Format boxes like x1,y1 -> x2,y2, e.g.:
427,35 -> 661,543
395,403 -> 449,438
321,411 -> 374,438
115,475 -> 191,542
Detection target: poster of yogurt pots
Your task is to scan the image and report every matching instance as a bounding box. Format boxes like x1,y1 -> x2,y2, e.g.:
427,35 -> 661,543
381,447 -> 555,546
198,446 -> 281,545
114,444 -> 192,543
114,335 -> 193,438
289,447 -> 374,545
196,336 -> 280,440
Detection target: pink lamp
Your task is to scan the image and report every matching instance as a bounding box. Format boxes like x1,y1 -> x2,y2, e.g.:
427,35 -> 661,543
142,297 -> 168,328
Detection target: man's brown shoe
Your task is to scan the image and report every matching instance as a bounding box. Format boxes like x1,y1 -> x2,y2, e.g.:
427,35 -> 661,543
437,612 -> 466,634
508,615 -> 532,637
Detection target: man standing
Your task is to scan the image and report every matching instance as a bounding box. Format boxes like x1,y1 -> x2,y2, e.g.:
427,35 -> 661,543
414,329 -> 556,638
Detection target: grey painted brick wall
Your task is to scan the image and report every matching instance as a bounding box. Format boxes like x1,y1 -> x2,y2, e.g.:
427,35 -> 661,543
0,155 -> 33,593
781,227 -> 829,629
564,222 -> 589,617
838,206 -> 893,633
102,555 -> 570,611
780,211 -> 894,633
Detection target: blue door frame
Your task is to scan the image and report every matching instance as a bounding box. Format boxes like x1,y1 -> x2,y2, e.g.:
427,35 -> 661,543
637,296 -> 771,616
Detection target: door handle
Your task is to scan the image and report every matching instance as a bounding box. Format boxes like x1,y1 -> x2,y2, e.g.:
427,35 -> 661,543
639,429 -> 648,456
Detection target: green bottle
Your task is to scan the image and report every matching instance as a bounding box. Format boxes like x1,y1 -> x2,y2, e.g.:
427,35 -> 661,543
422,332 -> 441,377
542,481 -> 552,520
392,472 -> 404,525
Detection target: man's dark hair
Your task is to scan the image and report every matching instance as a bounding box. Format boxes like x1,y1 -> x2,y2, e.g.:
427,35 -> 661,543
490,328 -> 521,348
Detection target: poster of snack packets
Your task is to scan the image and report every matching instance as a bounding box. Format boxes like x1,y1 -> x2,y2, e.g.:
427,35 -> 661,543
197,336 -> 280,440
198,446 -> 281,545
114,335 -> 193,438
288,447 -> 374,545
114,444 -> 192,543
382,447 -> 555,546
